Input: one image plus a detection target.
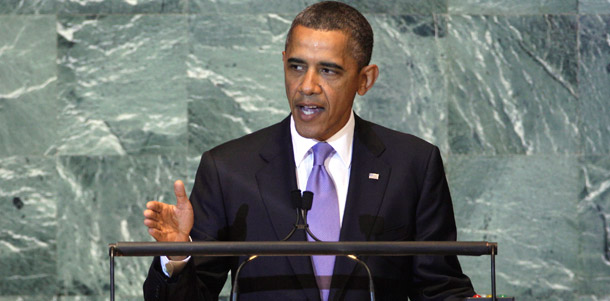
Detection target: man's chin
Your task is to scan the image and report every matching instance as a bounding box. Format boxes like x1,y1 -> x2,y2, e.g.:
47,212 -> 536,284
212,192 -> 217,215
294,125 -> 324,141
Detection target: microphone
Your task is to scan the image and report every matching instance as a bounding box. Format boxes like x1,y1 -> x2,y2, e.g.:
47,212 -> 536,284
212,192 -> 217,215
300,190 -> 376,301
281,190 -> 308,241
231,190 -> 376,301
301,191 -> 313,210
232,190 -> 311,301
300,190 -> 321,242
288,190 -> 376,301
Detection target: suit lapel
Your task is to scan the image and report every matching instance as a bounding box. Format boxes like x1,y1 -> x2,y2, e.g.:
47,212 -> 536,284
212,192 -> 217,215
330,116 -> 391,300
255,117 -> 319,300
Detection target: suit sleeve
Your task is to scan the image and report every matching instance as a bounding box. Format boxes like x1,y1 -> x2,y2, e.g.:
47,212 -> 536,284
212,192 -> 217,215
143,151 -> 232,301
409,146 -> 475,301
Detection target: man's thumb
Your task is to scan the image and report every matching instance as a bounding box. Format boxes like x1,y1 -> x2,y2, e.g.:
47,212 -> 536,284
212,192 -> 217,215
173,180 -> 189,206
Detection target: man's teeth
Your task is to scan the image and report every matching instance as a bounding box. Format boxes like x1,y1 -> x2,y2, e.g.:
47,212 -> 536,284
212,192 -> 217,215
301,105 -> 321,115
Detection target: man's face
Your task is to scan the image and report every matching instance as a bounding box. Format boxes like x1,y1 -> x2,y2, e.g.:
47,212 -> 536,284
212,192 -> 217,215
283,25 -> 364,141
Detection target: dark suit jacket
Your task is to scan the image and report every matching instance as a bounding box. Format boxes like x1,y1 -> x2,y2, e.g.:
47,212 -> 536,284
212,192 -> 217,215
144,115 -> 474,300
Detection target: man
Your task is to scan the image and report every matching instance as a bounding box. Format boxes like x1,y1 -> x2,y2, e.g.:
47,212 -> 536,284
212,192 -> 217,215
143,2 -> 474,300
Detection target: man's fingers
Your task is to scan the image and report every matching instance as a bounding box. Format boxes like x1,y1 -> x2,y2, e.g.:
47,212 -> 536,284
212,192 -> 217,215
143,218 -> 158,229
143,209 -> 161,221
173,180 -> 190,207
144,181 -> 192,243
146,201 -> 164,213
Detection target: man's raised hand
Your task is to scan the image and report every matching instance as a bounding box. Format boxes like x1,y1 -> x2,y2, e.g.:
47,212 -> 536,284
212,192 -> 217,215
143,180 -> 194,243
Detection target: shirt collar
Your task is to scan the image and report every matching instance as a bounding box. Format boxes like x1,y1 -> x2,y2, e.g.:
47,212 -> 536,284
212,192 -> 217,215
291,111 -> 355,169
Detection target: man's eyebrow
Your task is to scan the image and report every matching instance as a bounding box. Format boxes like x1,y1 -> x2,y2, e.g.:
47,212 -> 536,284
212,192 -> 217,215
287,58 -> 306,64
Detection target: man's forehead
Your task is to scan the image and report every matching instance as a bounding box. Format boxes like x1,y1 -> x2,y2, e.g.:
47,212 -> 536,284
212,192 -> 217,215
287,26 -> 350,47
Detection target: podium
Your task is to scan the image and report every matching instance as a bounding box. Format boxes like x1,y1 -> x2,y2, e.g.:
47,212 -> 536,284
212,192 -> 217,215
108,240 -> 498,300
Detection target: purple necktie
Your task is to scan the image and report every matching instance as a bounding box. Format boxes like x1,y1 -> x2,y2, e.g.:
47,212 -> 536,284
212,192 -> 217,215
306,142 -> 340,301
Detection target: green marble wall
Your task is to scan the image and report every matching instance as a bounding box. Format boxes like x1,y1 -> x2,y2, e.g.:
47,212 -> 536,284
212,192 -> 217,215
0,0 -> 608,300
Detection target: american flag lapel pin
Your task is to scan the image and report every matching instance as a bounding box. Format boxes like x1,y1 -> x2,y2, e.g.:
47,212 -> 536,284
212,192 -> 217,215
368,173 -> 379,180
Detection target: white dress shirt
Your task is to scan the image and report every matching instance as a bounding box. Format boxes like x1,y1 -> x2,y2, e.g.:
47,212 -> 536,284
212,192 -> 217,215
291,111 -> 354,225
161,111 -> 356,277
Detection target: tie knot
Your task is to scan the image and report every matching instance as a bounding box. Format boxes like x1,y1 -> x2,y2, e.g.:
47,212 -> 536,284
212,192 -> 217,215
311,142 -> 334,166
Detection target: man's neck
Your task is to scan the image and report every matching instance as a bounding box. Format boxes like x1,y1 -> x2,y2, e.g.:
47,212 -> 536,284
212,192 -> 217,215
290,111 -> 355,168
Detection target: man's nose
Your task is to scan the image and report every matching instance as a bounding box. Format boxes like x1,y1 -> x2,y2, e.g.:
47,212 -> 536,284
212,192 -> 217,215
298,70 -> 322,95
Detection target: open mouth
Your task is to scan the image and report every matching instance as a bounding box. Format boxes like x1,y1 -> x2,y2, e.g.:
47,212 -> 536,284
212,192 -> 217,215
298,105 -> 324,116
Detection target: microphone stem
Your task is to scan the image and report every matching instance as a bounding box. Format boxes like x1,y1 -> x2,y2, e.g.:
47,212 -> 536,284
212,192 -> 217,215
281,209 -> 301,241
347,255 -> 376,301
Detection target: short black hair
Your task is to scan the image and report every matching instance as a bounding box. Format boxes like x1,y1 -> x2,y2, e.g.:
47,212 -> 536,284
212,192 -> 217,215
285,1 -> 374,69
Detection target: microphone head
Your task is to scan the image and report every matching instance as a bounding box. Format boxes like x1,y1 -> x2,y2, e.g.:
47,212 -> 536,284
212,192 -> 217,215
290,190 -> 302,209
301,191 -> 314,210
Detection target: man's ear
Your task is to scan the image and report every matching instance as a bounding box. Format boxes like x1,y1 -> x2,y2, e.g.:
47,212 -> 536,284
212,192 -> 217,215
282,51 -> 286,62
357,64 -> 379,96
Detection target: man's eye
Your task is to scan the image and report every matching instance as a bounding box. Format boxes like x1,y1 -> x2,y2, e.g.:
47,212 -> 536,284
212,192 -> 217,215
321,68 -> 337,75
291,65 -> 305,71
